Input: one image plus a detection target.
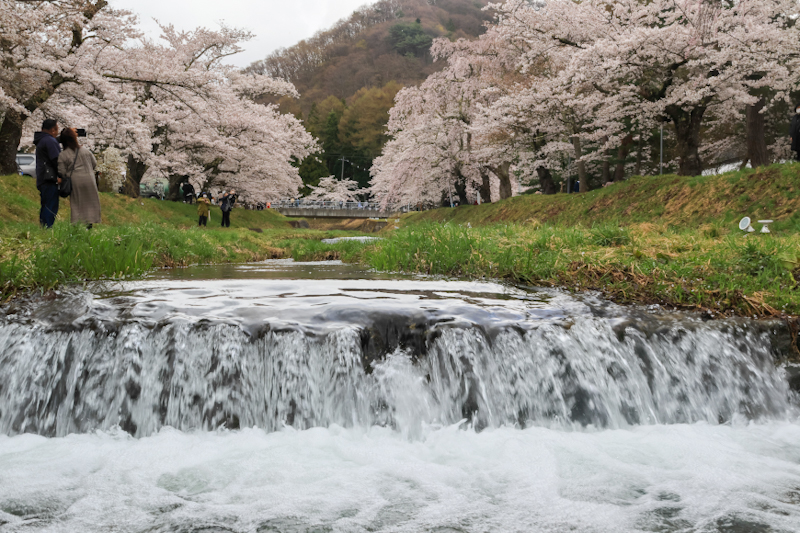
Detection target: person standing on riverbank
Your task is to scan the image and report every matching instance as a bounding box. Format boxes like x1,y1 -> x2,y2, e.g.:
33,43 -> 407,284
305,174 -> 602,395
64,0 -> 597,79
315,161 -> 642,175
183,180 -> 196,204
58,127 -> 100,227
220,189 -> 236,227
33,119 -> 61,228
197,196 -> 210,227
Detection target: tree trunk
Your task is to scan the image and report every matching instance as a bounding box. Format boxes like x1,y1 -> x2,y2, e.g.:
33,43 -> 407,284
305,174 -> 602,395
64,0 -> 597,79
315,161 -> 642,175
572,136 -> 588,193
665,104 -> 706,176
614,135 -> 634,181
453,177 -> 468,205
0,111 -> 25,176
479,169 -> 492,204
601,136 -> 611,184
746,97 -> 769,168
125,154 -> 147,198
537,166 -> 557,195
451,166 -> 469,205
635,134 -> 644,176
493,162 -> 513,200
168,175 -> 186,202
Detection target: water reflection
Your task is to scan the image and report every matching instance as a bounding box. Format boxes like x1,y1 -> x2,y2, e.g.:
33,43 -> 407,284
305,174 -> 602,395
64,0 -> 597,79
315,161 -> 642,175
147,259 -> 408,281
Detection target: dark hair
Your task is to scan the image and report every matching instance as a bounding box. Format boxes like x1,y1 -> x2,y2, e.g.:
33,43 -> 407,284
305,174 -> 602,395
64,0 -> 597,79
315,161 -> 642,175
42,119 -> 58,132
60,127 -> 80,151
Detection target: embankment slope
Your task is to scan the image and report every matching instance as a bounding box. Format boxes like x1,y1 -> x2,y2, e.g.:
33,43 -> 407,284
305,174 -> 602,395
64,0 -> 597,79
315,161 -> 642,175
0,174 -> 291,229
401,165 -> 800,231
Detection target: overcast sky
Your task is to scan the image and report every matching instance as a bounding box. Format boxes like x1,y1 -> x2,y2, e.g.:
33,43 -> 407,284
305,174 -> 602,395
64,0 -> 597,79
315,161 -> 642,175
110,0 -> 374,68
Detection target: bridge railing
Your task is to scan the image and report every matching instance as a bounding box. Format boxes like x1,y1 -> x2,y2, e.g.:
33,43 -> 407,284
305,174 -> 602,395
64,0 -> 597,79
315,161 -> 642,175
276,200 -> 420,213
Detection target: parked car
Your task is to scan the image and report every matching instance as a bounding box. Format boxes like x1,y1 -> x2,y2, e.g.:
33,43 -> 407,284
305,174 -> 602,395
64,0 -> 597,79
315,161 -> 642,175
140,181 -> 167,199
16,153 -> 35,176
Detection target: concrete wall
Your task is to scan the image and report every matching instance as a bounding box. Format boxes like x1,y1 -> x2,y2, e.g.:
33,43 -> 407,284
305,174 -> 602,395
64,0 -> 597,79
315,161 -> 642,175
277,208 -> 398,219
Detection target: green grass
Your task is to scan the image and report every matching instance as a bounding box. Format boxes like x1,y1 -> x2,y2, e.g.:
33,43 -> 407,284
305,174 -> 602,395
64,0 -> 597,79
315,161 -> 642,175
4,166 -> 800,319
0,174 -> 291,229
399,164 -> 800,232
0,174 -> 364,300
309,222 -> 800,317
0,222 -> 361,300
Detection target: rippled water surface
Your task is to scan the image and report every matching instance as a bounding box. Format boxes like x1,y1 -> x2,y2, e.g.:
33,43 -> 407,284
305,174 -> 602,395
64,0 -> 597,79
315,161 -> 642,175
0,260 -> 798,532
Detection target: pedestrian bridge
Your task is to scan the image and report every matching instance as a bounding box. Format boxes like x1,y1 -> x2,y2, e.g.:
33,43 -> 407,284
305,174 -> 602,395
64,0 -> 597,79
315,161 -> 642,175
276,201 -> 402,219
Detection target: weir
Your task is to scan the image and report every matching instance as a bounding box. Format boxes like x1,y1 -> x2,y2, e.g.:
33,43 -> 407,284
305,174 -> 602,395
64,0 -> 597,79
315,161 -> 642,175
0,267 -> 795,438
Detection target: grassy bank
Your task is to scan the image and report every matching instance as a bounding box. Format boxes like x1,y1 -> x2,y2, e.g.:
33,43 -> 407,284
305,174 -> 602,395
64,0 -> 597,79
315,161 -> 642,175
0,174 -> 291,229
292,165 -> 800,318
401,164 -> 800,233
350,223 -> 798,317
0,174 -> 355,300
0,221 -> 365,300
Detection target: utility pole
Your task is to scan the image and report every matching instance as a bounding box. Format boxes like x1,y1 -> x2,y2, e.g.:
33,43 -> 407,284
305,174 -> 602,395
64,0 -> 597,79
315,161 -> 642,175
339,156 -> 349,180
660,124 -> 664,175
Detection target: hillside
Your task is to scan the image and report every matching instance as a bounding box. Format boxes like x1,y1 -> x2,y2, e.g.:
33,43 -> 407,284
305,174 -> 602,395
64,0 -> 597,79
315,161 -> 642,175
247,0 -> 493,115
246,0 -> 493,192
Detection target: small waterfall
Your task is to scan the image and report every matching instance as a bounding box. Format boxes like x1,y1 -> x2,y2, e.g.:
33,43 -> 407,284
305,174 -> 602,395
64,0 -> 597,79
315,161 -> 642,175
0,315 -> 792,438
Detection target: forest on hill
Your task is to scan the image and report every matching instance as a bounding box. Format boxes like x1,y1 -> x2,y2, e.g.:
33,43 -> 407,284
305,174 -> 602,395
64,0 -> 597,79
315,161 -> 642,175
246,0 -> 493,192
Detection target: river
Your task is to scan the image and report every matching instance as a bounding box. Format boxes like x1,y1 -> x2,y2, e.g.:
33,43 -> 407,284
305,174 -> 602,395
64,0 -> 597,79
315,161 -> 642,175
0,260 -> 798,532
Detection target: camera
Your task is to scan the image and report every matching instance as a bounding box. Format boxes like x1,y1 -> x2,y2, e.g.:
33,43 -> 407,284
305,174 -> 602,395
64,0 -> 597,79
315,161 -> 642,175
76,128 -> 87,137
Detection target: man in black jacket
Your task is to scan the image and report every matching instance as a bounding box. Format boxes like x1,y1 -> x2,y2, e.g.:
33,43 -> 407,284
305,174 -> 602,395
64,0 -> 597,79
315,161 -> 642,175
33,119 -> 62,228
183,180 -> 196,204
791,104 -> 800,161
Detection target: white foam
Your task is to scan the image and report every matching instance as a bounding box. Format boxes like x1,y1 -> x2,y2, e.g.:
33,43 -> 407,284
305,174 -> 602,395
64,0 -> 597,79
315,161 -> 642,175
1,423 -> 799,532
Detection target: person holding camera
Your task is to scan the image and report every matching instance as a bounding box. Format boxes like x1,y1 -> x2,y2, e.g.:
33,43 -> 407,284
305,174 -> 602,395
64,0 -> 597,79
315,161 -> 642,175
58,128 -> 100,227
220,189 -> 236,227
33,119 -> 62,228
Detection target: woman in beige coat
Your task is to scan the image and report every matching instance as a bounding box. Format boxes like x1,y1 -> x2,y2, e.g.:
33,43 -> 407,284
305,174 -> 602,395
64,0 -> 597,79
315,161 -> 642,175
58,128 -> 101,225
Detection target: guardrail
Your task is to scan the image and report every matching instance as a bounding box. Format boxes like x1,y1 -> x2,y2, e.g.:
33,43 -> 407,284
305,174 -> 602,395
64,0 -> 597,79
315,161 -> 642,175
276,200 -> 409,211
275,200 -> 422,219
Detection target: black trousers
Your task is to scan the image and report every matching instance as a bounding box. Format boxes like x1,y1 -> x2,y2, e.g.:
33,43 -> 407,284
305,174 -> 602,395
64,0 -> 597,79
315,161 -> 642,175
199,215 -> 207,227
221,211 -> 231,227
39,183 -> 59,228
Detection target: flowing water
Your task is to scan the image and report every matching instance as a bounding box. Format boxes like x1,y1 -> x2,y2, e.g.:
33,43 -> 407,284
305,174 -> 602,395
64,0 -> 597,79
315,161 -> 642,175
0,260 -> 798,532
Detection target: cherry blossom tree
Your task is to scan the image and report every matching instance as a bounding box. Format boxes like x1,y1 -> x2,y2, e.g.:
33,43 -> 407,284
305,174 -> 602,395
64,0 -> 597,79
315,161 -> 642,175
304,176 -> 361,202
371,36 -> 517,207
487,0 -> 798,176
376,0 -> 800,202
30,23 -> 316,202
0,0 -> 138,175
